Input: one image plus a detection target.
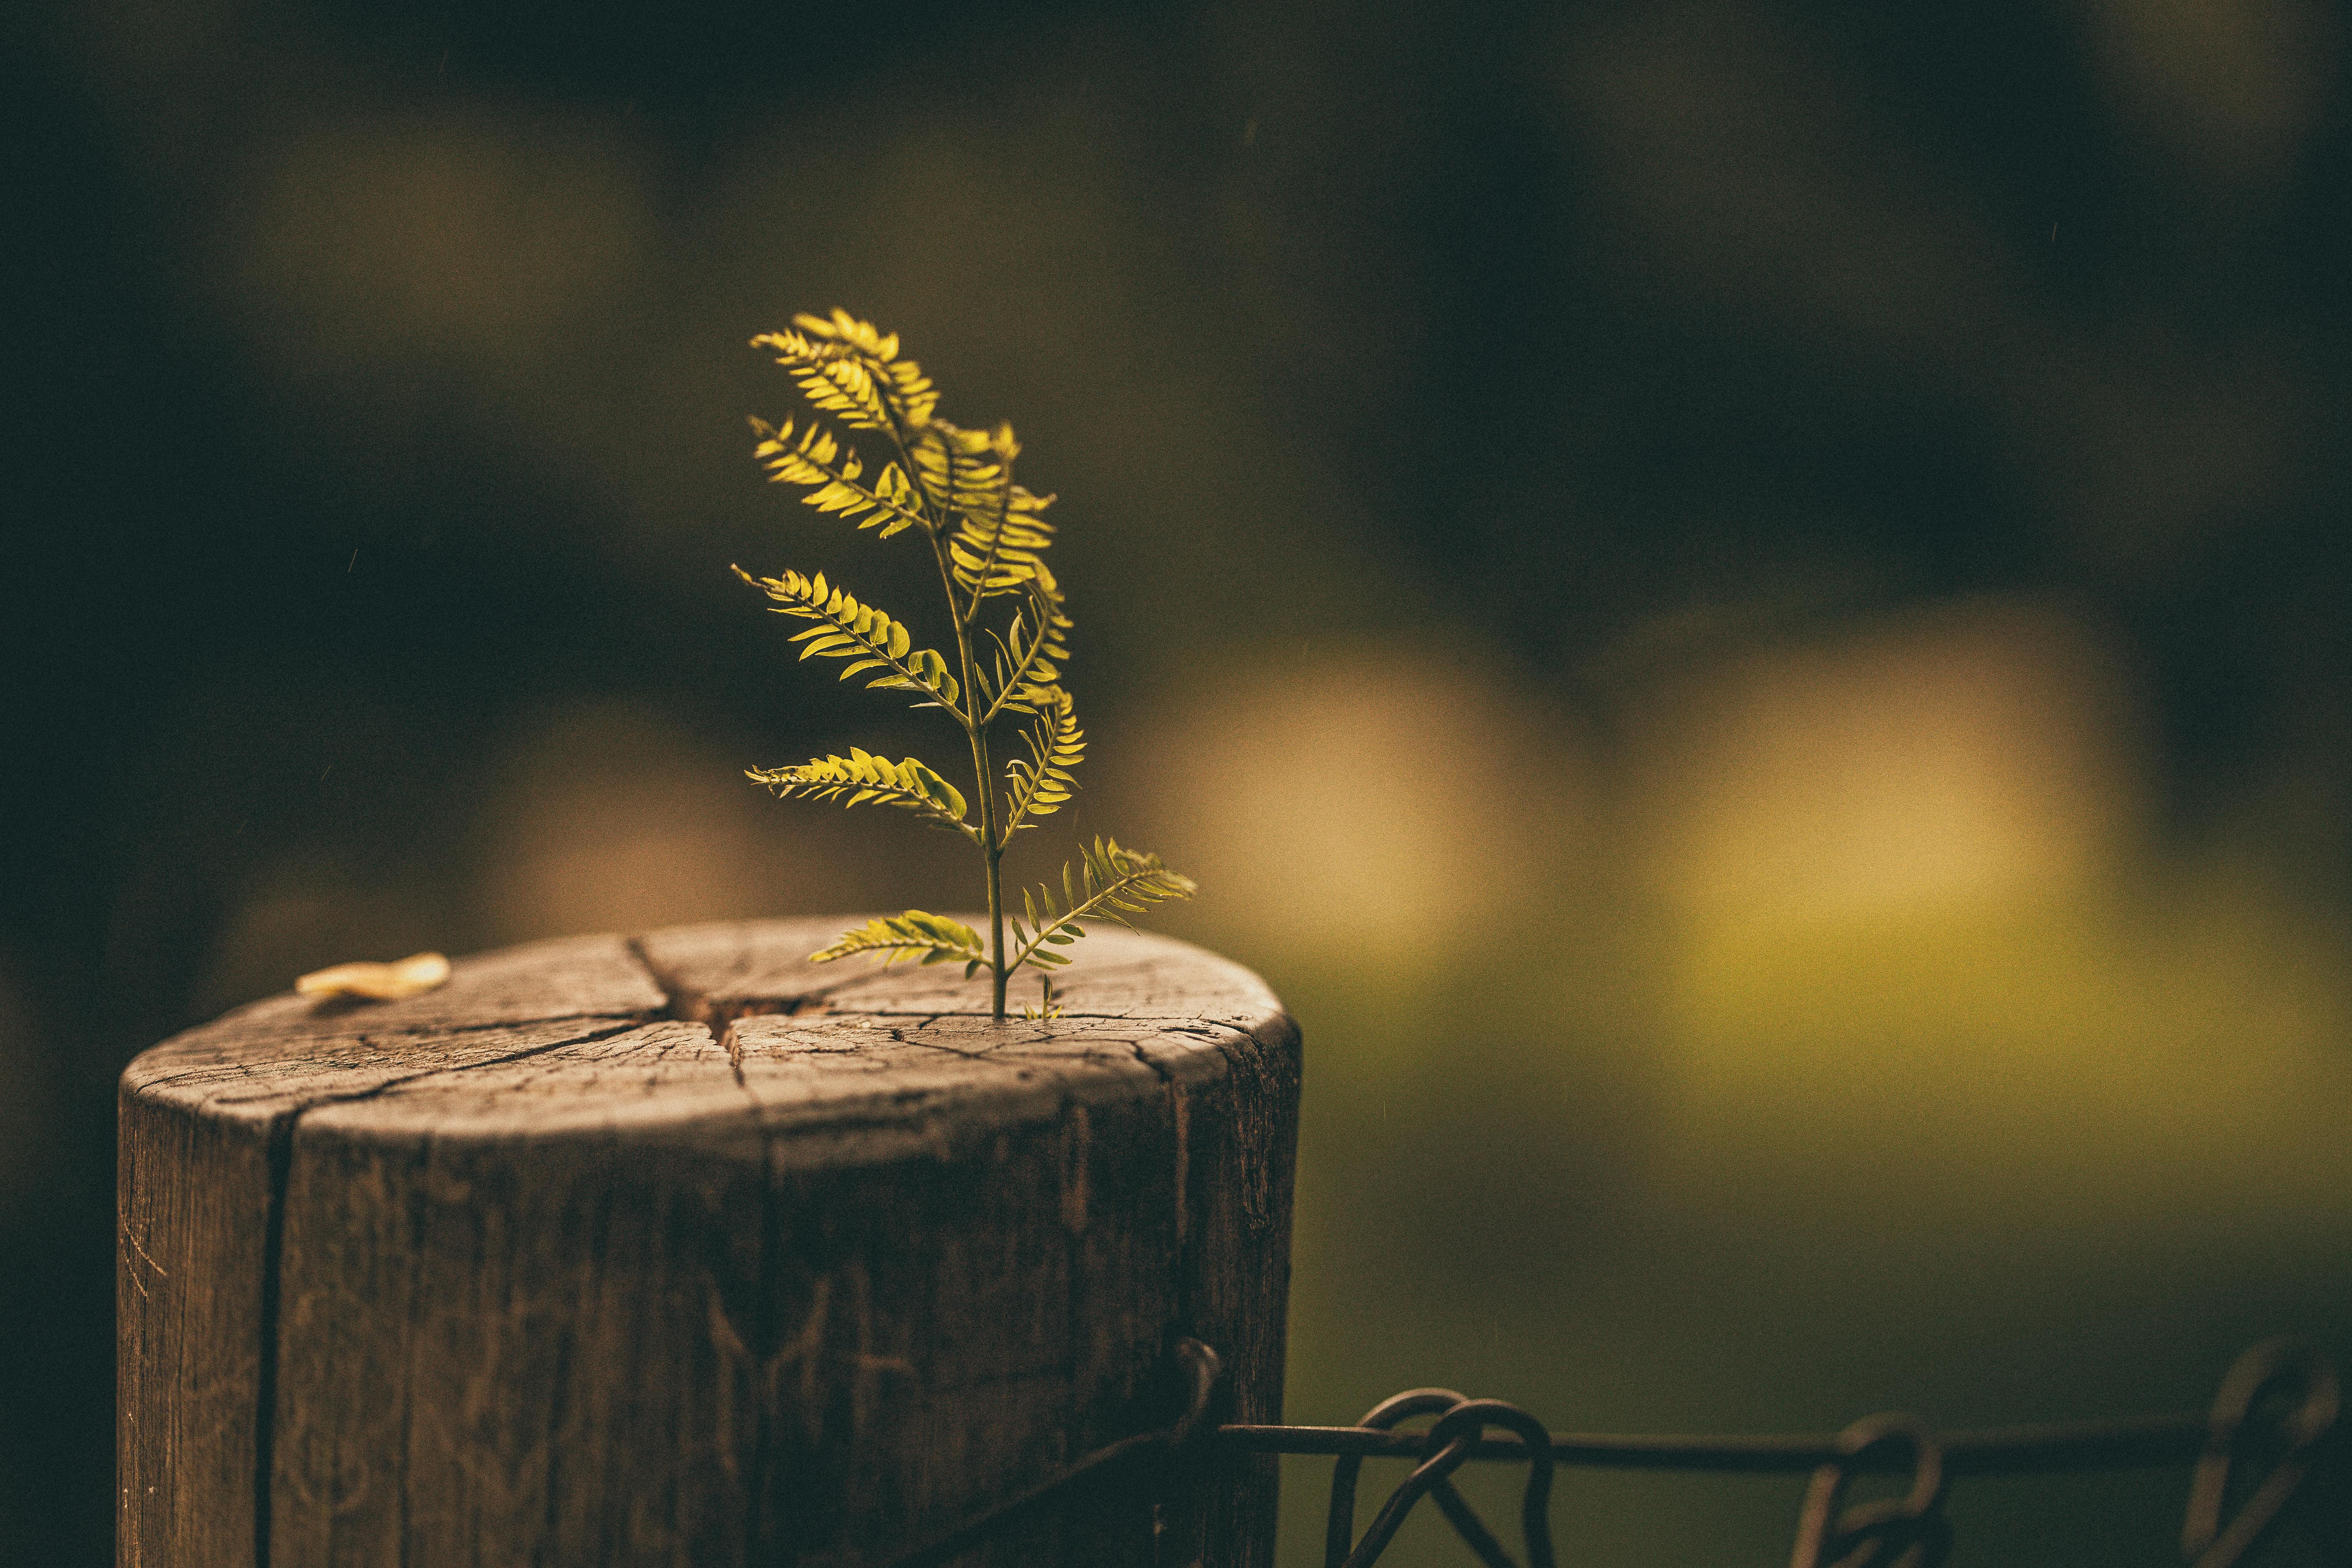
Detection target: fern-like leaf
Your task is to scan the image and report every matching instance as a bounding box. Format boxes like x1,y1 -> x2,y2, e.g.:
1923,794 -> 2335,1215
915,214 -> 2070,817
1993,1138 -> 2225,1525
810,910 -> 986,973
735,566 -> 962,713
973,578 -> 1073,722
908,419 -> 1006,518
751,310 -> 939,435
1007,838 -> 1197,971
951,483 -> 1058,603
1001,688 -> 1083,841
914,418 -> 1060,607
906,421 -> 1057,606
747,749 -> 974,840
748,415 -> 929,540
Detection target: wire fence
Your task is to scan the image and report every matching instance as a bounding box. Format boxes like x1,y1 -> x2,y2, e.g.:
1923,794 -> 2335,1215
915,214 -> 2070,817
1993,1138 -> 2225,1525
890,1336 -> 2345,1568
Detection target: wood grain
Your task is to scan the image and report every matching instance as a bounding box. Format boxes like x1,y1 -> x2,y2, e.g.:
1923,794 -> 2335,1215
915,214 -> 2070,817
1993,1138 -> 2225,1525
119,921 -> 1300,1568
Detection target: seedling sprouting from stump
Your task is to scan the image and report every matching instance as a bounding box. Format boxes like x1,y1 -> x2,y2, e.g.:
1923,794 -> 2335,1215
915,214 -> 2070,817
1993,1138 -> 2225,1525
738,311 -> 1196,1020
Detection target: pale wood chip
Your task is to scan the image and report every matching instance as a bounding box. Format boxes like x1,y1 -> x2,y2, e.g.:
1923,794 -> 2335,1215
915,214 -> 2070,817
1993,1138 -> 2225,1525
294,951 -> 451,1002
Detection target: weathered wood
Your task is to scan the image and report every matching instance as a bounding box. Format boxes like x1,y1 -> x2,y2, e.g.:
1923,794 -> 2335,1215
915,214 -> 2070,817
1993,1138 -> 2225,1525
119,921 -> 1301,1568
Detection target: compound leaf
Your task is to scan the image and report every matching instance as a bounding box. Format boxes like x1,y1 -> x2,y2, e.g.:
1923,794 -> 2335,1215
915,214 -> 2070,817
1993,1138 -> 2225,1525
752,310 -> 939,435
747,749 -> 973,840
978,578 -> 1073,722
810,910 -> 985,970
1001,688 -> 1084,842
735,566 -> 962,714
1006,838 -> 1197,972
748,415 -> 929,540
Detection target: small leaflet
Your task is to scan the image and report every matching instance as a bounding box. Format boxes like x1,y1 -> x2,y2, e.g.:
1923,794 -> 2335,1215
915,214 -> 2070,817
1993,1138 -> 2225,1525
295,951 -> 451,1002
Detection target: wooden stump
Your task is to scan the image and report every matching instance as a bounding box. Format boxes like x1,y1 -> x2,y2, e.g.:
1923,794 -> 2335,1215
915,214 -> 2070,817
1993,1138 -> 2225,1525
118,919 -> 1302,1568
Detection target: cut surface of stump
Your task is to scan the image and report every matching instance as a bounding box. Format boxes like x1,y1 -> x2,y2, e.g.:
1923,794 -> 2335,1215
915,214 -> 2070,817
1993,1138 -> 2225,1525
119,919 -> 1301,1568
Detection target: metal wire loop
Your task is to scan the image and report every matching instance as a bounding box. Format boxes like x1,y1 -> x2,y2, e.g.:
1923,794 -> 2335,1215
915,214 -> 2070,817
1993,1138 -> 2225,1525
1787,1414 -> 1951,1568
1166,1336 -> 1224,1450
1326,1391 -> 1482,1568
2181,1337 -> 2342,1568
1326,1393 -> 1559,1568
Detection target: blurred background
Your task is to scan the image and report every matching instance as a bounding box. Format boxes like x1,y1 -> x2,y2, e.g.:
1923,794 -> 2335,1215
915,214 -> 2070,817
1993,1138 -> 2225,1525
6,0 -> 2351,1561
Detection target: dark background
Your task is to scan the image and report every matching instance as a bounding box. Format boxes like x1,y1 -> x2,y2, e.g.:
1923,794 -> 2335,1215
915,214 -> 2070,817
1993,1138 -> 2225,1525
6,0 -> 2351,1562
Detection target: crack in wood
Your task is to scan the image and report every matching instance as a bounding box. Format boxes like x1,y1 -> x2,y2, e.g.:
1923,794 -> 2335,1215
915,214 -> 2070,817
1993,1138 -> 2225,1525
253,1112 -> 294,1568
229,1020 -> 658,1114
631,932 -> 846,1030
132,1010 -> 664,1096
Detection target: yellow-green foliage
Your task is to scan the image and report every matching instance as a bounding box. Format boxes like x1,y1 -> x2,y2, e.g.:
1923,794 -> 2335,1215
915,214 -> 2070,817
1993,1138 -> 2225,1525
1010,839 -> 1196,971
747,418 -> 928,540
740,311 -> 1196,1019
1002,689 -> 1083,835
734,566 -> 960,709
809,910 -> 985,970
744,750 -> 972,841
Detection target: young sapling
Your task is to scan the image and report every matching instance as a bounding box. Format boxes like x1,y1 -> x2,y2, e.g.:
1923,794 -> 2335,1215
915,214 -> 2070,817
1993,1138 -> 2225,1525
738,310 -> 1195,1020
